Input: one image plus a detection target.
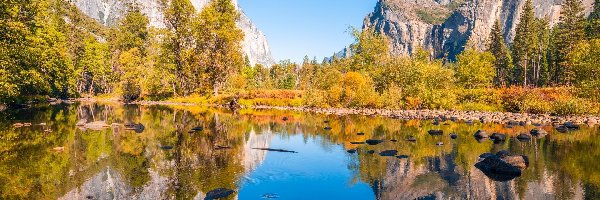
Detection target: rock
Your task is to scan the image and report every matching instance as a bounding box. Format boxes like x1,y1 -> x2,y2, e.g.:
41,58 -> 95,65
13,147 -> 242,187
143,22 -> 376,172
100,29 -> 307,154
350,142 -> 365,145
366,139 -> 384,145
516,133 -> 532,141
396,155 -> 409,159
478,153 -> 495,161
436,142 -> 444,146
564,122 -> 580,130
23,123 -> 32,127
556,126 -> 569,133
428,130 -> 443,136
191,126 -> 204,132
125,123 -> 145,133
530,128 -> 548,138
366,150 -> 375,154
433,121 -> 440,125
450,133 -> 458,139
0,104 -> 6,112
347,149 -> 357,154
323,120 -> 330,123
205,188 -> 235,200
282,117 -> 288,121
475,155 -> 522,182
357,132 -> 365,135
12,123 -> 24,128
474,130 -> 488,138
490,133 -> 507,141
160,146 -> 174,150
379,150 -> 398,156
252,148 -> 297,153
405,136 -> 417,142
324,126 -> 332,130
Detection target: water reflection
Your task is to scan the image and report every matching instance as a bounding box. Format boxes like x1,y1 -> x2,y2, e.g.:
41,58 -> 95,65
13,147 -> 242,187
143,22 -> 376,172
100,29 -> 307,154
0,103 -> 599,199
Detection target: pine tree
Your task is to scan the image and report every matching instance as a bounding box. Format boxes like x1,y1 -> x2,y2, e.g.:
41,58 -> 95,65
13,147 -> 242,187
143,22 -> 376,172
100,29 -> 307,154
487,20 -> 513,86
554,0 -> 586,85
512,0 -> 536,86
587,0 -> 600,39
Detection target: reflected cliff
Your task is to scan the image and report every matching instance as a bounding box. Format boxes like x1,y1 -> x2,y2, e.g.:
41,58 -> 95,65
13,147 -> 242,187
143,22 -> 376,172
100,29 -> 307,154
0,103 -> 599,199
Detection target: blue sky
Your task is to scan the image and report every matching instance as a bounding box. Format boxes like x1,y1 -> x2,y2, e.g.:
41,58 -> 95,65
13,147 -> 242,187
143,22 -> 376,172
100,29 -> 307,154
238,0 -> 377,63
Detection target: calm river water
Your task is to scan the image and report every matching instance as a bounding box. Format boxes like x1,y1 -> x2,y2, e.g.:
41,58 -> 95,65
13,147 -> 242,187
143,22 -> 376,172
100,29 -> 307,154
0,103 -> 599,200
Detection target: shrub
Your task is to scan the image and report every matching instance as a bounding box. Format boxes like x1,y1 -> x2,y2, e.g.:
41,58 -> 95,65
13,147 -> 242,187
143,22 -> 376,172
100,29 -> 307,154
553,98 -> 596,116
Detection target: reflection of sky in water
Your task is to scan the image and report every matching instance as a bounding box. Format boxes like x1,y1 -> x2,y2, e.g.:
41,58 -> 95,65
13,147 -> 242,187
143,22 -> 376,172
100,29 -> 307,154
239,134 -> 374,200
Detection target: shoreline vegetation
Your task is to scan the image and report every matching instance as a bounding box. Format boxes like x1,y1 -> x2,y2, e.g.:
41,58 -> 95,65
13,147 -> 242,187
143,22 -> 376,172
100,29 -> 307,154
2,0 -> 600,123
68,92 -> 600,128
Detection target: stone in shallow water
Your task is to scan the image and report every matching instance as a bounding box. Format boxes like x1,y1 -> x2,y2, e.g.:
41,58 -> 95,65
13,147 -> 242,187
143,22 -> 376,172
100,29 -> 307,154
160,146 -> 173,150
350,141 -> 365,145
475,155 -> 522,182
366,139 -> 384,145
396,155 -> 409,159
428,130 -> 443,135
530,128 -> 548,138
205,188 -> 234,200
379,150 -> 398,156
357,132 -> 365,135
347,149 -> 357,154
474,130 -> 488,138
405,136 -> 417,142
366,150 -> 375,154
516,133 -> 532,141
450,133 -> 458,139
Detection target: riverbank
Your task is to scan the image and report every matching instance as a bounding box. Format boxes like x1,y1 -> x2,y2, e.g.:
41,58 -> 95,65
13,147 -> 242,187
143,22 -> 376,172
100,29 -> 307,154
74,97 -> 600,127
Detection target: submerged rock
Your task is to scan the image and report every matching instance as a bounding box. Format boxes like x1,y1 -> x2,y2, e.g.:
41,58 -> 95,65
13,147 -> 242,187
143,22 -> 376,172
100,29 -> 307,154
379,150 -> 398,156
191,126 -> 204,132
350,142 -> 365,145
516,133 -> 532,141
366,150 -> 375,154
428,130 -> 443,135
450,133 -> 458,139
324,126 -> 332,130
490,133 -> 507,141
556,126 -> 569,133
365,139 -> 384,145
564,122 -> 580,130
474,130 -> 488,138
357,132 -> 365,135
205,188 -> 234,200
396,155 -> 409,159
160,146 -> 174,150
347,149 -> 357,154
124,123 -> 145,133
405,136 -> 417,142
530,128 -> 548,138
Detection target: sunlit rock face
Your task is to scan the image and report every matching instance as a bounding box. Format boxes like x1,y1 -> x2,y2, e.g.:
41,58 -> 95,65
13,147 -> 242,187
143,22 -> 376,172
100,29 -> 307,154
363,0 -> 594,60
73,0 -> 275,67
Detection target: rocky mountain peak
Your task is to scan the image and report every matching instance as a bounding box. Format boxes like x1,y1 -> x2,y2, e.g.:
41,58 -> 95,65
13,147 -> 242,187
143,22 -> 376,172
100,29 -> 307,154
364,0 -> 594,60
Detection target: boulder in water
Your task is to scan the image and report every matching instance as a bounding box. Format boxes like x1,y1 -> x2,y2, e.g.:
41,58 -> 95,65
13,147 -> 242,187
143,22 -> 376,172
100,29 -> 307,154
347,149 -> 357,154
475,154 -> 522,182
379,150 -> 398,156
428,130 -> 443,135
530,128 -> 548,138
516,133 -> 532,141
450,133 -> 458,139
205,188 -> 235,200
474,130 -> 488,138
366,139 -> 384,145
125,123 -> 145,133
490,133 -> 507,141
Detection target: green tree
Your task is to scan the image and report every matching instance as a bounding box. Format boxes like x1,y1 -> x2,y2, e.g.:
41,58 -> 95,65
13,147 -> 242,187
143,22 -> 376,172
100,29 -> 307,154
119,48 -> 143,102
163,0 -> 195,96
350,27 -> 390,92
114,5 -> 149,53
568,39 -> 600,101
193,0 -> 245,96
454,48 -> 496,89
553,0 -> 586,85
487,20 -> 513,86
512,0 -> 536,86
587,0 -> 600,39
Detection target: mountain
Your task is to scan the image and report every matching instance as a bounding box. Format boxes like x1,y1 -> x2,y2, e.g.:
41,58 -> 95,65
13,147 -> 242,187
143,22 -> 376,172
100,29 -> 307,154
363,0 -> 595,60
73,0 -> 275,66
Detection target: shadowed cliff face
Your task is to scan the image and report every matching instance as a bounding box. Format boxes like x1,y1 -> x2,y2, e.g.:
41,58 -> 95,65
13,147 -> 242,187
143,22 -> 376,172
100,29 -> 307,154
73,0 -> 275,66
364,0 -> 594,60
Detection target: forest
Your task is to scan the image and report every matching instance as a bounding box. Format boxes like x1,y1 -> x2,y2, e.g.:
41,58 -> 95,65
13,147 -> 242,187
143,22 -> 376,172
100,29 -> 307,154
1,0 -> 600,115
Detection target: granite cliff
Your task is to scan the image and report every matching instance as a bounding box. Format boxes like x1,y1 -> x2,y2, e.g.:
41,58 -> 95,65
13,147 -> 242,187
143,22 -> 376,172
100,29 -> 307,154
73,0 -> 275,66
363,0 -> 594,60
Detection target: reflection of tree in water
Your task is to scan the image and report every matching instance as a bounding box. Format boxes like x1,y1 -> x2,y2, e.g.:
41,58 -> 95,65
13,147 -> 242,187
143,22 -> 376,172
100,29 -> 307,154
0,104 -> 600,199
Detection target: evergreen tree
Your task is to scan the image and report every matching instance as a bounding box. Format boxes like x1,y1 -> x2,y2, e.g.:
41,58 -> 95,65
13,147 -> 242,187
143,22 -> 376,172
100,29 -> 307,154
554,0 -> 586,85
193,0 -> 244,96
512,0 -> 536,86
587,0 -> 600,39
487,20 -> 513,86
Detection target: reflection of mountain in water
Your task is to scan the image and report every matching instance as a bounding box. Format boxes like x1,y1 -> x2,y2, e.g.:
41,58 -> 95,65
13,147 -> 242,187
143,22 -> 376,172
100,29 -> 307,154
60,167 -> 170,200
372,145 -> 587,200
243,128 -> 272,173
